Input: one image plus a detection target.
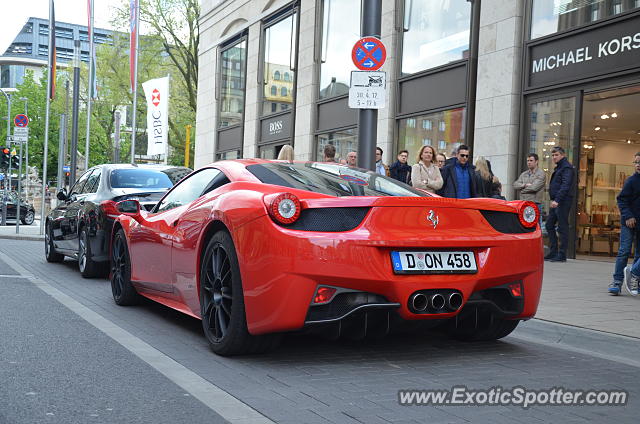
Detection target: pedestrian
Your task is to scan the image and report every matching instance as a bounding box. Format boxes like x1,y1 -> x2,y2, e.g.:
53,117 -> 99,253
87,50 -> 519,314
411,145 -> 443,193
277,144 -> 294,161
375,147 -> 389,176
544,146 -> 574,263
513,153 -> 546,221
323,144 -> 337,162
609,152 -> 640,295
389,150 -> 412,184
474,156 -> 501,198
435,153 -> 446,169
438,144 -> 477,199
345,151 -> 357,166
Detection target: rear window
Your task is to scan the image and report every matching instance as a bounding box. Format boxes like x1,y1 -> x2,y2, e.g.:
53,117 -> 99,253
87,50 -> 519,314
246,162 -> 429,197
110,169 -> 185,189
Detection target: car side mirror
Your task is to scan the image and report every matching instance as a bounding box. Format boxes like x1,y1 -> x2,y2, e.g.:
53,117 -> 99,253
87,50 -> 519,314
56,189 -> 68,201
116,199 -> 141,216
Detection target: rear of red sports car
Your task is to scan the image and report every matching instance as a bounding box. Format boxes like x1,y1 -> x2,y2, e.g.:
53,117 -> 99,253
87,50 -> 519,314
232,161 -> 543,342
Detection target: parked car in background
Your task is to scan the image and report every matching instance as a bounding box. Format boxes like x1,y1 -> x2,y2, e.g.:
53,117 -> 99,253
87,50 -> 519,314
45,164 -> 192,277
1,191 -> 35,225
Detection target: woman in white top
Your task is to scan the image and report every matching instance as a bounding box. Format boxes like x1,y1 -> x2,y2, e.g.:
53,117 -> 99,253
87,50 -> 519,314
411,145 -> 443,193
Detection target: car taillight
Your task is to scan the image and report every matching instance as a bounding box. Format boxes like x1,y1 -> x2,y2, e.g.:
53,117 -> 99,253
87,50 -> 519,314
313,286 -> 337,304
268,193 -> 301,225
518,201 -> 538,228
508,282 -> 523,298
101,200 -> 120,219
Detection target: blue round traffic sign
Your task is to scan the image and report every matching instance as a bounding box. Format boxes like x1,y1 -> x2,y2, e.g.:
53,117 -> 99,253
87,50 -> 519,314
351,37 -> 387,71
14,114 -> 29,128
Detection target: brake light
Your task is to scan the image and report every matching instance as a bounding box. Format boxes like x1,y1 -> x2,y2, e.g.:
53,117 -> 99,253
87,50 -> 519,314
518,201 -> 538,228
313,286 -> 337,304
268,193 -> 301,225
508,282 -> 523,298
101,200 -> 120,219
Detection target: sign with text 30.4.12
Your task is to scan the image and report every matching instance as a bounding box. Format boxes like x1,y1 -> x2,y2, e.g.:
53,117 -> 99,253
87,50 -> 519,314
348,71 -> 386,109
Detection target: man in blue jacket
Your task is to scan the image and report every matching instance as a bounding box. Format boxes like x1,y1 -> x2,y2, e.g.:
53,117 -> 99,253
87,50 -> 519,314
613,153 -> 640,296
438,145 -> 477,199
545,146 -> 574,262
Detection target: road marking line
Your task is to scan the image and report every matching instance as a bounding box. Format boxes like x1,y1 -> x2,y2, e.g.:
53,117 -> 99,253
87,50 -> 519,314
0,274 -> 32,278
0,251 -> 275,424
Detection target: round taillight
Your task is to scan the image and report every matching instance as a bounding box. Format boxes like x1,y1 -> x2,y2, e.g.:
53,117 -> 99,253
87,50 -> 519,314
518,201 -> 538,228
269,193 -> 301,224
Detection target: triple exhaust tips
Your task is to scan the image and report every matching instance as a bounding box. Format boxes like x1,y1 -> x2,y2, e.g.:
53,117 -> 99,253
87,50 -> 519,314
410,291 -> 463,314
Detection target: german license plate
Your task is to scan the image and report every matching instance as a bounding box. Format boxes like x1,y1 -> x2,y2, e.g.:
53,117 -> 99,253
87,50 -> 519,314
390,251 -> 477,274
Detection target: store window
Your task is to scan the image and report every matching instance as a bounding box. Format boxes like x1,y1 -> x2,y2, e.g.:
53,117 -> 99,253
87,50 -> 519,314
262,12 -> 297,115
528,96 -> 576,221
401,0 -> 471,75
316,128 -> 357,162
218,39 -> 246,128
215,150 -> 241,161
398,108 -> 466,164
530,0 -> 640,40
319,0 -> 361,99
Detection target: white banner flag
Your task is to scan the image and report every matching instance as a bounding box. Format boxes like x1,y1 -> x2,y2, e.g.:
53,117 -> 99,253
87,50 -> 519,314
142,76 -> 169,156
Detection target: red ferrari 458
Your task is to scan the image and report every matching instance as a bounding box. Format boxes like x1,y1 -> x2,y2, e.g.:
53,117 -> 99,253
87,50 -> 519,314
110,160 -> 543,356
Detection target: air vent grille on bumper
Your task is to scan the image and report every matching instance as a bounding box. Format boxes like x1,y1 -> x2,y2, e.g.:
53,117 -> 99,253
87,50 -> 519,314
480,210 -> 536,234
278,207 -> 370,232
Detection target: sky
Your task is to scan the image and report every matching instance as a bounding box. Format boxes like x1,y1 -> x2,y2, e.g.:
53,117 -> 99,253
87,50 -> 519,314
1,0 -> 123,54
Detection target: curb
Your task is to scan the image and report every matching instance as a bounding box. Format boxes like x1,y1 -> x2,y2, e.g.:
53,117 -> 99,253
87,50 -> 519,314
0,234 -> 44,241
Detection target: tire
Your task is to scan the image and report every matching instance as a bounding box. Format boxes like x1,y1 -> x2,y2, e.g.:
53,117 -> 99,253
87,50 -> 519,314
21,211 -> 35,225
110,229 -> 140,306
200,231 -> 280,356
449,311 -> 520,341
45,223 -> 64,263
78,228 -> 101,278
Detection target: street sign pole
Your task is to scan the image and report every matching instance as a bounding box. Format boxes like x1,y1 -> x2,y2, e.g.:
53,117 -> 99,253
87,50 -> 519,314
1,91 -> 11,226
16,140 -> 23,234
357,0 -> 382,172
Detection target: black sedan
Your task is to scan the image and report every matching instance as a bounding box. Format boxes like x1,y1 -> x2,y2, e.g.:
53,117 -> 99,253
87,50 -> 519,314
45,164 -> 192,277
1,191 -> 35,225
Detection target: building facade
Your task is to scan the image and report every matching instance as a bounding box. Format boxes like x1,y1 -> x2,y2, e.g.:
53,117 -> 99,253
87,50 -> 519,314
1,17 -> 114,90
196,0 -> 640,259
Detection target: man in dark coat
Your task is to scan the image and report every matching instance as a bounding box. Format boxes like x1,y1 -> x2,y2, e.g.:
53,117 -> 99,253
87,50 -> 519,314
438,145 -> 477,199
389,150 -> 412,184
545,146 -> 574,262
609,152 -> 640,295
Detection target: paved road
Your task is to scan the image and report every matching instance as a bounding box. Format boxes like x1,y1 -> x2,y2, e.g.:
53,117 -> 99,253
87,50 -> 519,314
1,239 -> 639,424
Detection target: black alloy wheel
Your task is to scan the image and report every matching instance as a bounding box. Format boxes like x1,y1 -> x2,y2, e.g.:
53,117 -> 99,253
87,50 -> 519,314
200,231 -> 280,356
45,224 -> 64,263
78,228 -> 101,278
110,229 -> 140,305
21,211 -> 35,225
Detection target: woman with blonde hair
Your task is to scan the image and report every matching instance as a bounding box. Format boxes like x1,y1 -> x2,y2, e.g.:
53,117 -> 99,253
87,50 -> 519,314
410,145 -> 443,193
277,144 -> 294,161
474,156 -> 502,198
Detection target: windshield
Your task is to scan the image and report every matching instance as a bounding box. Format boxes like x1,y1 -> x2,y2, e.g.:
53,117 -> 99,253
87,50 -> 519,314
109,169 -> 184,189
246,162 -> 430,197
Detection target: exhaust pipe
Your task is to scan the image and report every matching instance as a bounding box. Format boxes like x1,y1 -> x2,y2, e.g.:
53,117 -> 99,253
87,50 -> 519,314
411,293 -> 428,312
448,292 -> 463,310
430,293 -> 446,310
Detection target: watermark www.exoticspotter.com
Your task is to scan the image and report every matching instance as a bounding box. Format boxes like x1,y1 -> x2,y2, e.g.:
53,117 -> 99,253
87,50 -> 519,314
398,386 -> 628,408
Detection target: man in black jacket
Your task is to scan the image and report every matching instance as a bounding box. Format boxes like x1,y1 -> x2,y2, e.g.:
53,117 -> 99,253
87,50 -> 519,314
545,146 -> 574,262
438,145 -> 477,199
610,153 -> 640,296
389,150 -> 412,184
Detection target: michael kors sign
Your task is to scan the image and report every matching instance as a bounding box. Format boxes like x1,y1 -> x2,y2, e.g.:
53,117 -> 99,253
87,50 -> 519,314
527,13 -> 640,89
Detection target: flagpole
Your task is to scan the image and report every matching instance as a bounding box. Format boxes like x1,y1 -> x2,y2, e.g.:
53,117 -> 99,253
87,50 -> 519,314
130,0 -> 140,164
40,0 -> 54,235
84,0 -> 94,171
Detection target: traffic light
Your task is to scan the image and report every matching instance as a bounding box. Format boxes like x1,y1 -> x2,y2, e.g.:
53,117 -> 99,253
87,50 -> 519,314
0,147 -> 9,168
10,153 -> 19,168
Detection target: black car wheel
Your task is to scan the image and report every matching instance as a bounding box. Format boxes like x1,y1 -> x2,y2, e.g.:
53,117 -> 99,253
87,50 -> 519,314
200,231 -> 280,356
78,227 -> 102,278
21,211 -> 35,225
110,229 -> 140,306
45,224 -> 64,263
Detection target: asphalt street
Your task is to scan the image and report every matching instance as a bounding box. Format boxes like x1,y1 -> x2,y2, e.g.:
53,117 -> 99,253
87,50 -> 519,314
1,238 -> 639,424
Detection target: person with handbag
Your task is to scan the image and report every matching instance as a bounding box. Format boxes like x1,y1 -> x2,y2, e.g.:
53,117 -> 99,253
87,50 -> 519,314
410,145 -> 443,193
